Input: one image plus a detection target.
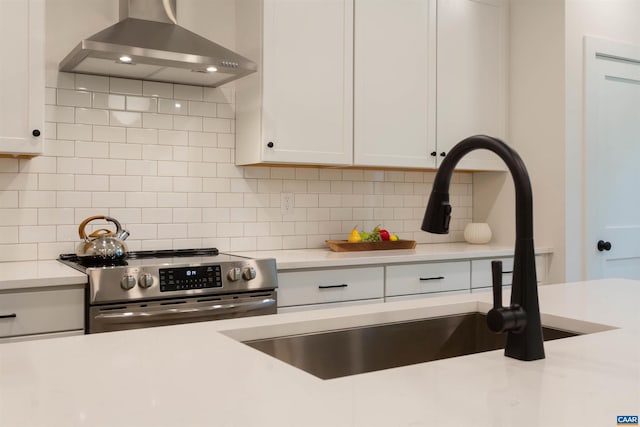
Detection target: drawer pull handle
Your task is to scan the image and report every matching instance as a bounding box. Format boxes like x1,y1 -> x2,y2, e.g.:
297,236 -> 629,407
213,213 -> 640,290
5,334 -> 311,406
318,284 -> 348,289
502,270 -> 513,274
419,276 -> 445,281
0,313 -> 17,319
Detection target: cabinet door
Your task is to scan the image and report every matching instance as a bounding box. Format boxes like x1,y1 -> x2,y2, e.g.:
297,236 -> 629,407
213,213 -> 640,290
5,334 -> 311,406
0,0 -> 44,156
436,0 -> 507,171
353,0 -> 436,168
261,0 -> 353,165
471,255 -> 548,290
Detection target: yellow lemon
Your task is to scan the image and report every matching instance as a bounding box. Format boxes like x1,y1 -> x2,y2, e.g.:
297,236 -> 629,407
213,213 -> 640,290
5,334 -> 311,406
390,234 -> 399,241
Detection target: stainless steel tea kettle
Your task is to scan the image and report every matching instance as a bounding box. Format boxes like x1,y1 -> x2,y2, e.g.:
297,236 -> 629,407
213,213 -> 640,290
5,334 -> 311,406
76,215 -> 130,261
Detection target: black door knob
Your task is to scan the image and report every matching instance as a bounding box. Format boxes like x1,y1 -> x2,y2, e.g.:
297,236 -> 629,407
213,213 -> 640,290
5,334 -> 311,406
440,151 -> 446,157
597,240 -> 612,251
430,151 -> 437,157
32,129 -> 41,137
267,141 -> 274,148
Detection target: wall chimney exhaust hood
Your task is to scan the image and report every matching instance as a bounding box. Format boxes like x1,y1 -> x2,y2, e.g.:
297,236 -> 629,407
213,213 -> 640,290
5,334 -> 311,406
59,0 -> 257,87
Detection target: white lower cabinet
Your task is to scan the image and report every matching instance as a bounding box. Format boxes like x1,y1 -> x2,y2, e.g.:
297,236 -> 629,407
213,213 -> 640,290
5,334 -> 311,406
385,260 -> 471,298
277,266 -> 384,311
0,286 -> 84,342
276,254 -> 549,313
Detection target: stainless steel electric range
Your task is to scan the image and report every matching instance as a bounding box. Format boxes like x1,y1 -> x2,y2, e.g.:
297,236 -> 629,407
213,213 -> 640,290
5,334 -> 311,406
58,248 -> 278,334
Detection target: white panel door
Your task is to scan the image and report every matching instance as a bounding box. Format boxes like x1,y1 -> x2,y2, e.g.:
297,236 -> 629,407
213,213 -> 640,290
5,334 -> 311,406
436,0 -> 507,171
353,0 -> 436,168
585,37 -> 640,279
261,0 -> 353,165
0,0 -> 44,155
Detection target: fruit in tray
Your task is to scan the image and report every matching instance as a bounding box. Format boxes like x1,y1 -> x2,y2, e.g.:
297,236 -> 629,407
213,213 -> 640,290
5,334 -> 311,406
347,225 -> 399,242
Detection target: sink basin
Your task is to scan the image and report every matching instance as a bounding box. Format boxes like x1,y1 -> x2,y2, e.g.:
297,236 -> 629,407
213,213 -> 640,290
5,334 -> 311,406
242,312 -> 580,379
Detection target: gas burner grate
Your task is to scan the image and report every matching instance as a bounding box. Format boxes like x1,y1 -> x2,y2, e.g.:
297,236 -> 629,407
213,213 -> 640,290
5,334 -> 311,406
126,248 -> 219,259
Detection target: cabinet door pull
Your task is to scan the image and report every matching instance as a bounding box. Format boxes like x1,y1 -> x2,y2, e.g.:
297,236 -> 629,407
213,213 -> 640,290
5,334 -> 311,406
0,313 -> 17,319
318,284 -> 348,289
419,276 -> 445,281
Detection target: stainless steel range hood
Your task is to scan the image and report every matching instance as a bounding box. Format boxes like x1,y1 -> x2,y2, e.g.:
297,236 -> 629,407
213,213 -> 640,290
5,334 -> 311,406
59,0 -> 257,87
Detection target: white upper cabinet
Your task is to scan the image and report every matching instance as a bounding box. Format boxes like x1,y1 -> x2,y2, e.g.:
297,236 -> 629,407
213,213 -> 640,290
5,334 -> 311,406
436,0 -> 508,171
236,0 -> 353,166
353,0 -> 436,168
0,0 -> 44,156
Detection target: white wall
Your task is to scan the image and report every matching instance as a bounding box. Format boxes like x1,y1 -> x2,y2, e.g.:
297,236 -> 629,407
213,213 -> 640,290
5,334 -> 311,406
564,0 -> 640,281
474,0 -> 566,283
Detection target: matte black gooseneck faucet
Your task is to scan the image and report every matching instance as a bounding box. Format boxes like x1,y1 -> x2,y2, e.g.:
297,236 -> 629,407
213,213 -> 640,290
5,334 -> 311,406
422,135 -> 545,361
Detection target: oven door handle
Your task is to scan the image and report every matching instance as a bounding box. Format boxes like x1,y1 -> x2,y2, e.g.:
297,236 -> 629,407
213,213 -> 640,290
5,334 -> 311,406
94,298 -> 276,321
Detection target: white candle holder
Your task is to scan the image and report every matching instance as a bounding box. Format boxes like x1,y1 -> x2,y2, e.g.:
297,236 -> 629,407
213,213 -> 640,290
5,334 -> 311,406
463,222 -> 492,244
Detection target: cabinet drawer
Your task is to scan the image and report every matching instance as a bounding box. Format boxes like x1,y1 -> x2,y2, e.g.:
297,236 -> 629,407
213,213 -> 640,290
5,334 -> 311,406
471,255 -> 547,289
386,289 -> 468,302
385,261 -> 470,297
277,267 -> 384,307
278,298 -> 384,314
0,287 -> 84,338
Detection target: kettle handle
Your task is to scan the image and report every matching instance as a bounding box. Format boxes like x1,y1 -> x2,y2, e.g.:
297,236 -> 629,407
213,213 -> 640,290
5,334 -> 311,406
78,215 -> 123,240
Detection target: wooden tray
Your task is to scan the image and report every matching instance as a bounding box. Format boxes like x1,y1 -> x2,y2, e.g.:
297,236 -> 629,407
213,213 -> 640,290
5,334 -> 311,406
326,239 -> 417,252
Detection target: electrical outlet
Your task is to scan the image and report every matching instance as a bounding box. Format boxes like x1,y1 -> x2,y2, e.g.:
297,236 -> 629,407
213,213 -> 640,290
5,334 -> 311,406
281,192 -> 294,215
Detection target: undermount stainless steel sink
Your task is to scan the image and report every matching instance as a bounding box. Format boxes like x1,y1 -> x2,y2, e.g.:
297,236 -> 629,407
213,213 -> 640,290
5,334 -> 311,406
242,312 -> 580,380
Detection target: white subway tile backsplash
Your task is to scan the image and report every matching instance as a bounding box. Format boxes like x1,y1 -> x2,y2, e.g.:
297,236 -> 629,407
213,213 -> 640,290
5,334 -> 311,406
143,145 -> 172,161
93,93 -> 126,110
188,101 -> 216,117
174,84 -> 203,101
127,128 -> 158,145
174,115 -> 203,131
45,105 -> 74,123
143,176 -> 173,192
158,160 -> 188,177
57,89 -> 91,107
2,76 -> 471,261
93,126 -> 126,143
159,130 -> 188,146
203,117 -> 231,133
57,191 -> 91,208
19,225 -> 57,243
125,160 -> 157,176
143,81 -> 173,98
76,141 -> 109,158
19,157 -> 56,174
58,123 -> 92,141
158,98 -> 186,115
92,192 -> 126,208
110,143 -> 142,160
110,111 -> 142,127
126,96 -> 158,112
76,74 -> 109,92
0,227 -> 19,244
0,191 -> 19,208
93,159 -> 125,175
109,175 -> 141,192
18,191 -> 56,208
110,77 -> 142,95
0,208 -> 38,225
143,113 -> 173,129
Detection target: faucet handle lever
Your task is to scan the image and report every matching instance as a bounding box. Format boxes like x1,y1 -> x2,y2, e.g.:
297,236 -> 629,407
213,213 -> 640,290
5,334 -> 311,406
491,260 -> 503,309
487,260 -> 527,334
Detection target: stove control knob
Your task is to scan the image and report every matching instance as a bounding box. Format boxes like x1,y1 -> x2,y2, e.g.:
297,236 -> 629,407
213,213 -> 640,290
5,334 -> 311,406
242,267 -> 257,281
120,275 -> 136,290
227,267 -> 241,282
139,273 -> 154,288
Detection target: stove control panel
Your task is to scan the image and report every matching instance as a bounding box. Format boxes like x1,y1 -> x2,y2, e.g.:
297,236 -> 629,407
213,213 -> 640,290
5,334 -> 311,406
159,265 -> 222,292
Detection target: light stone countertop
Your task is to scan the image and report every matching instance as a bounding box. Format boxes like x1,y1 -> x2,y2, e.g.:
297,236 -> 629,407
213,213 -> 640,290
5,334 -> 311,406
0,279 -> 638,427
0,243 -> 553,292
231,242 -> 554,270
0,260 -> 87,291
